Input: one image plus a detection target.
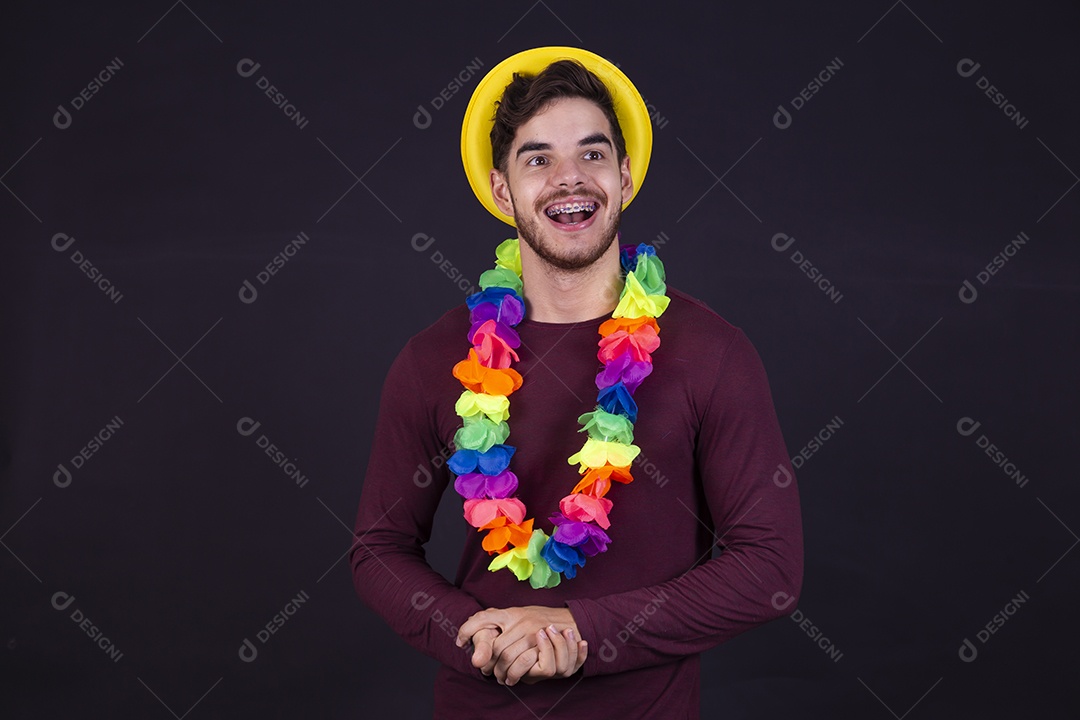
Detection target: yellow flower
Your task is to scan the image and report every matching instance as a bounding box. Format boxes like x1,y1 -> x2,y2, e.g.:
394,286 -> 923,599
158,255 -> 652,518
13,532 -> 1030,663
455,390 -> 510,423
495,238 -> 522,276
488,545 -> 532,580
567,437 -> 641,472
613,271 -> 670,319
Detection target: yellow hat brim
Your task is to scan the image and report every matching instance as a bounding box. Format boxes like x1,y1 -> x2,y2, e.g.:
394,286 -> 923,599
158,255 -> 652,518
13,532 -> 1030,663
461,46 -> 652,226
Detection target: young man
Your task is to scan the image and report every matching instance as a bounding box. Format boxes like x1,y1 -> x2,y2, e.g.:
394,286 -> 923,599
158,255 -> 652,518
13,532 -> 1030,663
352,47 -> 803,718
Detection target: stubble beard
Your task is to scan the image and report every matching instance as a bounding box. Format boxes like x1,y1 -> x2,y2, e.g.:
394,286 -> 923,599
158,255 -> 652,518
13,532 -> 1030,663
510,186 -> 621,272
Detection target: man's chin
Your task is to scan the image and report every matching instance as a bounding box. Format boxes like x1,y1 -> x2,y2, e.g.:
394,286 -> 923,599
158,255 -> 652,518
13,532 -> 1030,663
517,217 -> 618,272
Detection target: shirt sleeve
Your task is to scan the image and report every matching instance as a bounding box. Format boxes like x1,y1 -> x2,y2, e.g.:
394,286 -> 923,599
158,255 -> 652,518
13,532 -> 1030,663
350,339 -> 485,678
566,328 -> 804,676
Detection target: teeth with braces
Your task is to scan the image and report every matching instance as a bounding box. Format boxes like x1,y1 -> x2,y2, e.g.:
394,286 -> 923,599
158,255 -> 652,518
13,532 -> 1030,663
546,201 -> 596,217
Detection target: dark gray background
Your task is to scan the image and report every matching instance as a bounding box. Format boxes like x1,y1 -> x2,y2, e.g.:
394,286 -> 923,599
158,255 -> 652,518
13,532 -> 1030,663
2,1 -> 1077,718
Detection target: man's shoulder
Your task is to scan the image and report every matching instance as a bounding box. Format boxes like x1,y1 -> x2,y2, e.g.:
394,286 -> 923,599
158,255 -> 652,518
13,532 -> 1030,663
413,303 -> 470,339
664,284 -> 743,349
396,302 -> 471,363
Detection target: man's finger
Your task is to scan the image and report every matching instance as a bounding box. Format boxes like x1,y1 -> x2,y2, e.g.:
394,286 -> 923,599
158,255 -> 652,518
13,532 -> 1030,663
534,627 -> 554,674
547,625 -> 568,674
470,627 -> 497,671
494,636 -> 534,682
477,627 -> 505,675
456,609 -> 500,647
562,628 -> 578,676
503,646 -> 538,686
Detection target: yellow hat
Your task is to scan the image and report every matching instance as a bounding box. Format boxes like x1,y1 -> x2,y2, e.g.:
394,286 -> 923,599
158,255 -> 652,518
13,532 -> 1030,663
461,46 -> 652,226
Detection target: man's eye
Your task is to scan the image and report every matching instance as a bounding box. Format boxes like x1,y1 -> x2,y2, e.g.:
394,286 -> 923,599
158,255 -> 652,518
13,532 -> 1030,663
527,156 -> 547,166
584,150 -> 603,160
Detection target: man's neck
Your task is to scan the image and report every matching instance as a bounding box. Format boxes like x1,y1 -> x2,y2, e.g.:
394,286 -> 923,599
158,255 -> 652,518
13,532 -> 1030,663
518,241 -> 623,323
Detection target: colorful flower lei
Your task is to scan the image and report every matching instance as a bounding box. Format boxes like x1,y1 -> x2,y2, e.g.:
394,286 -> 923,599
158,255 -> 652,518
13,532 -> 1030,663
447,238 -> 670,589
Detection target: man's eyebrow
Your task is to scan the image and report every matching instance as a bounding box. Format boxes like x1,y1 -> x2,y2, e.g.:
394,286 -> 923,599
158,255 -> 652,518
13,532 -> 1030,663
578,133 -> 612,149
515,141 -> 551,159
513,133 -> 614,160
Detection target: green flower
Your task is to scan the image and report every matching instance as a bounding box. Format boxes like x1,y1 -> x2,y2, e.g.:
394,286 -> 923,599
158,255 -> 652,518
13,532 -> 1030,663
526,529 -> 561,589
479,267 -> 522,295
453,415 -> 509,452
495,238 -> 522,276
577,408 -> 634,444
631,253 -> 666,296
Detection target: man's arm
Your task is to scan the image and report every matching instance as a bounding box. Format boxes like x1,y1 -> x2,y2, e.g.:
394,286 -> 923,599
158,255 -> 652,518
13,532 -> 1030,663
486,329 -> 804,677
350,339 -> 485,677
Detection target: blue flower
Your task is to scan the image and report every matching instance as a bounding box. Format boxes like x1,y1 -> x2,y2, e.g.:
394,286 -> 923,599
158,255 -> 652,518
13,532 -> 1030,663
619,243 -> 658,274
466,286 -> 521,311
448,444 -> 516,475
597,382 -> 638,424
540,537 -> 586,579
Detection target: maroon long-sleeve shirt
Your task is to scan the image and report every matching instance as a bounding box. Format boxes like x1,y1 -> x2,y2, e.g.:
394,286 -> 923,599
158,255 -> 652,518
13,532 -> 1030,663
351,285 -> 803,719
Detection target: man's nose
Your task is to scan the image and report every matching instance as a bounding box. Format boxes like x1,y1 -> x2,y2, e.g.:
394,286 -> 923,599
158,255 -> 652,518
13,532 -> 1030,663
552,156 -> 587,187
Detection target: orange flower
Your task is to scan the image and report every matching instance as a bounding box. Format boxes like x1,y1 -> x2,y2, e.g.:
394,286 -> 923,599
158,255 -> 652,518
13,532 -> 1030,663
453,348 -> 523,396
571,465 -> 634,497
481,518 -> 535,554
598,316 -> 659,338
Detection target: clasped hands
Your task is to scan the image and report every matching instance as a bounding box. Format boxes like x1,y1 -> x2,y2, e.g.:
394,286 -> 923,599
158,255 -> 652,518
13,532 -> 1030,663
455,606 -> 588,686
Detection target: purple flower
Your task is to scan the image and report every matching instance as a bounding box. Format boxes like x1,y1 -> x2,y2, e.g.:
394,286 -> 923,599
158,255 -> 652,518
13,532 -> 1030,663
596,349 -> 653,393
470,294 -> 524,327
453,469 -> 519,500
549,512 -> 611,557
467,288 -> 525,327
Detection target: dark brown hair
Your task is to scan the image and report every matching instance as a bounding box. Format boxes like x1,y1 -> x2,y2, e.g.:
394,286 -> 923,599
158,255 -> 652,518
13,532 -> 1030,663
490,59 -> 627,175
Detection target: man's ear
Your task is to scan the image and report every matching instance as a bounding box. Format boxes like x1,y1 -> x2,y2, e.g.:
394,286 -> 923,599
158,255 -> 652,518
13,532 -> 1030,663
620,155 -> 634,206
490,168 -> 514,216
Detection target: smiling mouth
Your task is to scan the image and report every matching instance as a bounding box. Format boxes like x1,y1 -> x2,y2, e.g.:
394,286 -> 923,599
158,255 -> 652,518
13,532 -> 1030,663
544,200 -> 597,225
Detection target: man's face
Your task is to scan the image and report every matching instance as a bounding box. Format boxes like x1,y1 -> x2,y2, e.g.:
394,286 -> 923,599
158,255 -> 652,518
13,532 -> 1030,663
490,96 -> 633,272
